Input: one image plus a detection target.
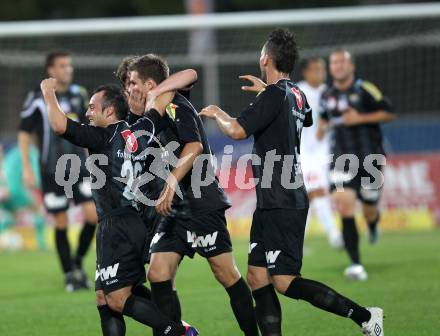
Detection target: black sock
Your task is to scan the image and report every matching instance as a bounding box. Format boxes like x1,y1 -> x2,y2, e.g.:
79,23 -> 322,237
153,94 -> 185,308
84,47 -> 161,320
55,228 -> 72,273
252,284 -> 282,336
342,217 -> 360,264
226,278 -> 259,336
173,290 -> 182,323
367,213 -> 380,232
285,277 -> 371,327
122,294 -> 184,335
151,280 -> 178,336
98,305 -> 126,336
74,222 -> 96,268
132,284 -> 152,300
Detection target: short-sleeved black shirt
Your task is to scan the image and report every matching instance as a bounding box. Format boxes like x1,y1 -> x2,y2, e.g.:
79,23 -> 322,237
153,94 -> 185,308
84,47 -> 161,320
158,92 -> 231,215
320,78 -> 393,159
19,85 -> 89,174
61,111 -> 162,221
237,79 -> 312,210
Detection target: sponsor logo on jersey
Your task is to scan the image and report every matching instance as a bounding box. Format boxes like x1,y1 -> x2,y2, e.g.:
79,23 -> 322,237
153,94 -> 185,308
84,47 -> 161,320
349,93 -> 360,104
70,97 -> 82,109
338,96 -> 349,111
291,87 -> 303,110
265,250 -> 281,264
187,231 -> 218,248
121,129 -> 138,153
249,242 -> 258,254
95,263 -> 119,281
327,96 -> 337,110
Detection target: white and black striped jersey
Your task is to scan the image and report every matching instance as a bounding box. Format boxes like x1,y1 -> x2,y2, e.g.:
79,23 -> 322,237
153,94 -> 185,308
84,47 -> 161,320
19,85 -> 89,174
320,78 -> 393,160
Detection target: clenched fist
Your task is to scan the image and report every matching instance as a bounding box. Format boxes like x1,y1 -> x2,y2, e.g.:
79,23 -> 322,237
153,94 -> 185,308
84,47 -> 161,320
40,78 -> 57,95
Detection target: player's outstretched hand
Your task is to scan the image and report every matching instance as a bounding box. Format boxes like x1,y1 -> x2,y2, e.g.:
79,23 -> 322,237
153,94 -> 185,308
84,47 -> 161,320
199,105 -> 222,119
40,78 -> 57,95
239,75 -> 267,93
128,88 -> 146,116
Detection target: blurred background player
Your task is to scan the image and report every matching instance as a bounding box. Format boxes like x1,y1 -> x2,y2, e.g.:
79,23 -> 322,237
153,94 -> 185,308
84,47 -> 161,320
0,143 -> 46,250
18,51 -> 98,291
298,57 -> 342,249
318,49 -> 395,281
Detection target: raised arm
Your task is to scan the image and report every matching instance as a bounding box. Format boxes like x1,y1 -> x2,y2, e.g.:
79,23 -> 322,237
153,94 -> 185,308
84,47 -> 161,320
146,69 -> 197,111
40,78 -> 68,135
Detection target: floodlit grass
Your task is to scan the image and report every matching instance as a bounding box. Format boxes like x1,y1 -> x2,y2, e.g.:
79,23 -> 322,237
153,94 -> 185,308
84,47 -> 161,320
1,230 -> 439,335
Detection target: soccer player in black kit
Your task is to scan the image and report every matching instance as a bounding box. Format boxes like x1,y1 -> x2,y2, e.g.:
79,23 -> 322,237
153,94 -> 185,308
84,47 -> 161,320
40,77 -> 198,336
317,49 -> 395,281
200,29 -> 384,336
18,51 -> 98,291
126,54 -> 259,336
114,55 -> 200,333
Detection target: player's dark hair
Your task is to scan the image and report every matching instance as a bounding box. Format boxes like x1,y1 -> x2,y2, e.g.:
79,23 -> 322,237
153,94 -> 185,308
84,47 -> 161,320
128,54 -> 169,84
330,48 -> 355,65
115,55 -> 139,87
45,51 -> 71,71
264,28 -> 298,74
93,84 -> 129,121
300,56 -> 325,73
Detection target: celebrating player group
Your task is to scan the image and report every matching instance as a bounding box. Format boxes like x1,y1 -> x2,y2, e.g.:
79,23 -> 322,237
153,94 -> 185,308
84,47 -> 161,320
26,28 -> 394,335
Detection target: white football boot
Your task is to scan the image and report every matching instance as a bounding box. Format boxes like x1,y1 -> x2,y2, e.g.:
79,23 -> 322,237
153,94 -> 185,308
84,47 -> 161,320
361,307 -> 384,336
344,264 -> 368,281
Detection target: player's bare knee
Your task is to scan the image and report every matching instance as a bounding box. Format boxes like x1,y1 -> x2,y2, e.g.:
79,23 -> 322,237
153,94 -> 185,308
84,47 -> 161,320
53,212 -> 68,229
82,201 -> 98,224
147,264 -> 173,283
105,293 -> 126,313
95,290 -> 106,306
271,275 -> 296,295
247,269 -> 267,290
363,205 -> 378,222
213,265 -> 240,288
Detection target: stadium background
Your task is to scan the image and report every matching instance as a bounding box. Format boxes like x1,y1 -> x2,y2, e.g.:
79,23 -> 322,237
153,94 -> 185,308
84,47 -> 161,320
0,2 -> 439,336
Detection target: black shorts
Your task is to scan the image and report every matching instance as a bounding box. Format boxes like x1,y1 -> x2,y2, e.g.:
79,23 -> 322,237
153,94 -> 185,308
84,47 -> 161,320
41,170 -> 93,213
248,208 -> 308,276
149,209 -> 232,259
95,208 -> 149,294
140,206 -> 162,264
329,157 -> 384,205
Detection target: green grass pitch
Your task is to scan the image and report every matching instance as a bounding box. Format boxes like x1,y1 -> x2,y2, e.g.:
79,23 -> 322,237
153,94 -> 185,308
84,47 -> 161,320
1,230 -> 439,335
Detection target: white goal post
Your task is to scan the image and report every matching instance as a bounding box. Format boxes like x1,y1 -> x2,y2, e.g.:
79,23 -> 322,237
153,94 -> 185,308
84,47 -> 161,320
0,2 -> 440,36
0,2 -> 439,138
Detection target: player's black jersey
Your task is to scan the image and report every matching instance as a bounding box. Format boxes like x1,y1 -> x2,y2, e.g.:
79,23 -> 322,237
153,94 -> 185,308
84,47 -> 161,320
61,112 -> 162,221
159,92 -> 231,215
320,78 -> 393,159
19,85 -> 89,174
237,79 -> 312,210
